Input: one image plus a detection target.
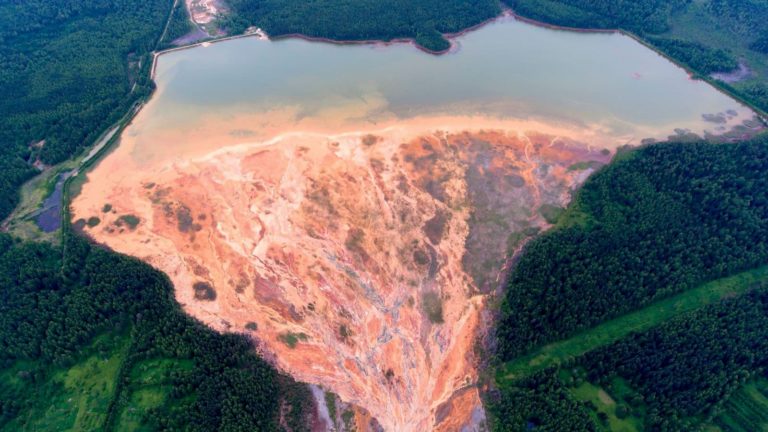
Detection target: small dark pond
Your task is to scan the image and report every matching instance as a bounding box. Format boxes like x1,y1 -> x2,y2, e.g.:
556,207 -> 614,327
35,171 -> 72,232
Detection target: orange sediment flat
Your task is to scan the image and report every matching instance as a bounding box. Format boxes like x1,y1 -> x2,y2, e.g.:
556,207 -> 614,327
72,109 -> 613,430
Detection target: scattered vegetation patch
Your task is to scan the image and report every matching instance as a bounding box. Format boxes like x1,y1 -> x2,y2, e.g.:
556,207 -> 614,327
361,134 -> 381,146
506,173 -> 526,187
73,218 -> 87,230
345,228 -> 367,257
421,291 -> 444,324
279,332 -> 309,349
192,281 -> 217,301
339,324 -> 350,341
325,391 -> 338,424
384,368 -> 395,381
538,204 -> 564,224
567,161 -> 602,171
341,409 -> 355,431
86,216 -> 101,228
116,214 -> 140,230
175,204 -> 201,232
423,209 -> 450,244
245,322 -> 258,331
413,249 -> 430,266
101,203 -> 112,213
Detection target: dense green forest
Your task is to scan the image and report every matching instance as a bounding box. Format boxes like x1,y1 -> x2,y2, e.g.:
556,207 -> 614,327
491,137 -> 768,431
497,136 -> 768,359
751,32 -> 768,54
488,369 -> 598,431
646,37 -> 738,75
222,0 -> 501,52
0,232 -> 310,430
0,0 -> 173,220
159,0 -> 196,49
506,0 -> 688,33
504,0 -> 768,113
490,285 -> 768,431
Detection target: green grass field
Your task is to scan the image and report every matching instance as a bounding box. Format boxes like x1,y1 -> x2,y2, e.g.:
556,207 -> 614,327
497,265 -> 768,383
114,358 -> 194,430
557,368 -> 645,432
0,328 -> 200,432
569,381 -> 639,431
710,378 -> 768,432
0,333 -> 129,432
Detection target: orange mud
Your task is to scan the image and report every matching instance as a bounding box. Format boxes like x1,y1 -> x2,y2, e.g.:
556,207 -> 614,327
72,114 -> 613,430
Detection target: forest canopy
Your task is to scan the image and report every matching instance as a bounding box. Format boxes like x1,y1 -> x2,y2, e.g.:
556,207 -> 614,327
497,135 -> 768,359
0,232 -> 311,430
222,0 -> 500,52
0,0 -> 172,220
491,136 -> 768,430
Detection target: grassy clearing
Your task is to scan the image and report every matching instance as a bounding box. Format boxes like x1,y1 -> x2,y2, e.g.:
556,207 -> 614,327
0,330 -> 198,432
60,336 -> 128,431
710,377 -> 768,432
0,332 -> 195,432
498,265 -> 768,383
559,368 -> 644,432
570,382 -> 639,431
114,357 -> 194,430
0,332 -> 129,432
115,387 -> 168,432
